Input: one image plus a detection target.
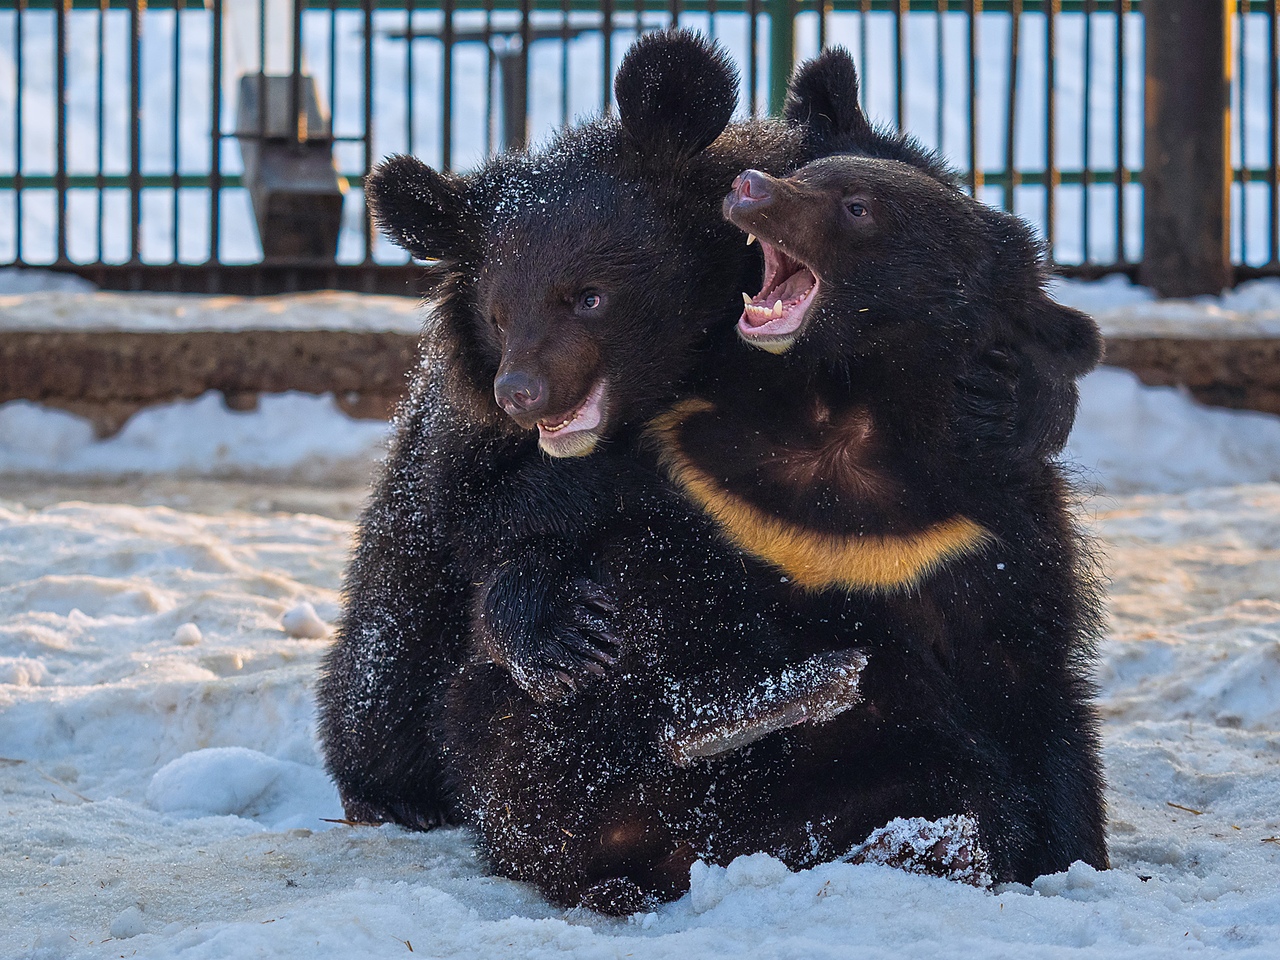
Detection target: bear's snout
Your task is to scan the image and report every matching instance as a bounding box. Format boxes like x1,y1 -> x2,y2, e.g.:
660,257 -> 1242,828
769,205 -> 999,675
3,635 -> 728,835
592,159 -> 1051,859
494,371 -> 547,417
728,170 -> 774,211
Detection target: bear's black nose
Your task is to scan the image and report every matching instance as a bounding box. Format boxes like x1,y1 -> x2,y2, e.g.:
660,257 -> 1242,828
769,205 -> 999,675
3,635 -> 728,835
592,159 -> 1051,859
495,371 -> 546,416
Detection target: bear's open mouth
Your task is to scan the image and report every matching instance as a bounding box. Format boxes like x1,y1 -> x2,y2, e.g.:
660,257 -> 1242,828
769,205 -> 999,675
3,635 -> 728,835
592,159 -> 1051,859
537,378 -> 608,458
739,239 -> 820,353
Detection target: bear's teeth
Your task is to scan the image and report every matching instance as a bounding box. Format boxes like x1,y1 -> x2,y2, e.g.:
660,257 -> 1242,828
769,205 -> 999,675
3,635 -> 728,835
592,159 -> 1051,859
743,292 -> 752,305
746,233 -> 757,246
773,300 -> 784,318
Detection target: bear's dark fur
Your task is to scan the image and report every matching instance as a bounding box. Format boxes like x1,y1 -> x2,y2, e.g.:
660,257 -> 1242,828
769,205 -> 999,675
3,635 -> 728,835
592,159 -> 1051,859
316,30 -> 822,843
648,49 -> 1110,883
449,48 -> 1110,908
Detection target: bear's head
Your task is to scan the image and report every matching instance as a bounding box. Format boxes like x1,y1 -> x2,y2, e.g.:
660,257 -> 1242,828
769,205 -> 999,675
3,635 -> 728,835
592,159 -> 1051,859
366,30 -> 777,457
718,48 -> 1100,460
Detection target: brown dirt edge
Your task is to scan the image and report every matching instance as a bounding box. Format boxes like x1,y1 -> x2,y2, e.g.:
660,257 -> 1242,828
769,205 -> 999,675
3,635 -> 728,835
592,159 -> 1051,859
4,330 -> 1280,437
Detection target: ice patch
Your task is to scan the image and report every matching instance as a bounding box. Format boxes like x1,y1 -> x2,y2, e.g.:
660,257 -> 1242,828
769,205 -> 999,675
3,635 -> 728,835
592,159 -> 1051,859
146,747 -> 343,831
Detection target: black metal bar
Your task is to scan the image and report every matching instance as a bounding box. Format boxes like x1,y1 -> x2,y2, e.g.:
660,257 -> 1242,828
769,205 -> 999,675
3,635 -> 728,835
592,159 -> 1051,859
484,0 -> 494,143
1270,0 -> 1278,264
329,0 -> 338,136
97,0 -> 106,261
210,0 -> 223,270
816,0 -> 825,52
894,0 -> 905,131
129,0 -> 142,263
14,0 -> 25,262
443,0 -> 454,167
1044,0 -> 1056,251
517,0 -> 530,146
858,0 -> 868,112
1082,0 -> 1093,260
173,0 -> 183,261
561,0 -> 570,125
292,0 -> 306,141
55,0 -> 68,262
1237,1 -> 1248,261
1115,0 -> 1128,263
967,0 -> 979,193
1003,0 -> 1020,211
362,0 -> 373,262
601,0 -> 612,113
748,0 -> 758,116
936,0 -> 945,151
404,0 -> 414,155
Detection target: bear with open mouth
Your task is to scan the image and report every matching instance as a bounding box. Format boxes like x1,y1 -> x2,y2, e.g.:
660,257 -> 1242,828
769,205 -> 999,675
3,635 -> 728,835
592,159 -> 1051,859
644,49 -> 1109,885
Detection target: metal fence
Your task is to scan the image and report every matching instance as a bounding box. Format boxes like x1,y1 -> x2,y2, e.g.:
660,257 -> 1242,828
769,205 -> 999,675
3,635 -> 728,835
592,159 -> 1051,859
0,0 -> 1276,294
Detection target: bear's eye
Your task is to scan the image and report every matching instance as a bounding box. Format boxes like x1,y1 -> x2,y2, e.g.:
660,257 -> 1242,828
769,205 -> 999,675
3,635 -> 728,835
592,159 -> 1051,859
847,200 -> 869,218
578,291 -> 603,311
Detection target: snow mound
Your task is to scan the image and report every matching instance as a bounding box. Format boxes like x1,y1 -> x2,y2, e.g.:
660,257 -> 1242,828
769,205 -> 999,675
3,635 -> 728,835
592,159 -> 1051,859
147,747 -> 342,830
1065,368 -> 1280,493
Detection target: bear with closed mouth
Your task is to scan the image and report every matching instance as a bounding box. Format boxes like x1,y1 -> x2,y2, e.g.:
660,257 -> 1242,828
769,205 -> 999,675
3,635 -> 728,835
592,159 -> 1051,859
316,33 -> 871,910
643,50 -> 1108,884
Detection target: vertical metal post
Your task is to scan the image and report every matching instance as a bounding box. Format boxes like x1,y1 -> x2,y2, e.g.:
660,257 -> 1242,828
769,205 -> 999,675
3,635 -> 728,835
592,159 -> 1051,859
767,0 -> 793,115
1044,0 -> 1056,252
1004,0 -> 1021,212
210,0 -> 223,278
1116,0 -> 1129,263
1140,0 -> 1232,297
129,0 -> 143,266
361,0 -> 373,263
966,0 -> 980,194
1270,0 -> 1279,265
55,0 -> 68,263
14,0 -> 24,262
291,0 -> 305,141
442,0 -> 454,169
894,0 -> 905,133
601,0 -> 613,114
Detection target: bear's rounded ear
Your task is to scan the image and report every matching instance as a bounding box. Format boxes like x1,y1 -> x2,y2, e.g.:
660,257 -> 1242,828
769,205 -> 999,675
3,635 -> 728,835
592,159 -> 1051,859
614,29 -> 738,163
784,47 -> 873,147
365,155 -> 473,263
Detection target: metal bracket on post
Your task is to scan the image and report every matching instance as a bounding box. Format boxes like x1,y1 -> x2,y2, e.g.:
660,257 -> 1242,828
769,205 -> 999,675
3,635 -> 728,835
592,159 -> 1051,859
234,73 -> 347,260
1140,0 -> 1233,298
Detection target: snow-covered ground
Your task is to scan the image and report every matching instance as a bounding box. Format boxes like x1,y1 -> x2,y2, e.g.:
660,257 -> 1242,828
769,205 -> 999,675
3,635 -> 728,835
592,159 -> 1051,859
5,479 -> 1280,958
6,279 -> 1280,955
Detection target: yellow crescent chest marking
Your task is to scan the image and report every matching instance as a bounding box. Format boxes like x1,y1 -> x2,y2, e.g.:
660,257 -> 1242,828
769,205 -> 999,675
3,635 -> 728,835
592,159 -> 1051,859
647,400 -> 993,594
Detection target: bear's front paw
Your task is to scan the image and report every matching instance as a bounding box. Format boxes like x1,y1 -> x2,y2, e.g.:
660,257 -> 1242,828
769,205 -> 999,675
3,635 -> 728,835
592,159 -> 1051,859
490,576 -> 622,702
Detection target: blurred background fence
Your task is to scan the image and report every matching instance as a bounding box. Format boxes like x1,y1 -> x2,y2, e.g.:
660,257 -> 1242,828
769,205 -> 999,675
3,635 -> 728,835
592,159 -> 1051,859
0,0 -> 1274,295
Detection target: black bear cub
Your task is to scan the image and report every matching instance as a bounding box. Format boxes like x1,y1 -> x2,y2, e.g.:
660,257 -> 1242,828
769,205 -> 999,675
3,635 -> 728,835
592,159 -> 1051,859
317,31 -> 865,911
643,55 -> 1108,885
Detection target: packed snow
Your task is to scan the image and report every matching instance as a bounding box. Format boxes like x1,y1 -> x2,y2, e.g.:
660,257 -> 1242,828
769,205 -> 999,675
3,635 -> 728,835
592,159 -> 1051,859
5,479 -> 1280,958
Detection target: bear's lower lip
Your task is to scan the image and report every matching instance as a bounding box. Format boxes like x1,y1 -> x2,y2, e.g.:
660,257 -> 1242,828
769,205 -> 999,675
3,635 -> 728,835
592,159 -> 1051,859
537,379 -> 608,457
738,239 -> 819,348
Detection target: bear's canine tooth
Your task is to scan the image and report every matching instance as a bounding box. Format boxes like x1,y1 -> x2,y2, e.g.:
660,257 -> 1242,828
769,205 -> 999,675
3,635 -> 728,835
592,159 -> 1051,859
772,300 -> 784,318
742,292 -> 752,305
746,233 -> 757,246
